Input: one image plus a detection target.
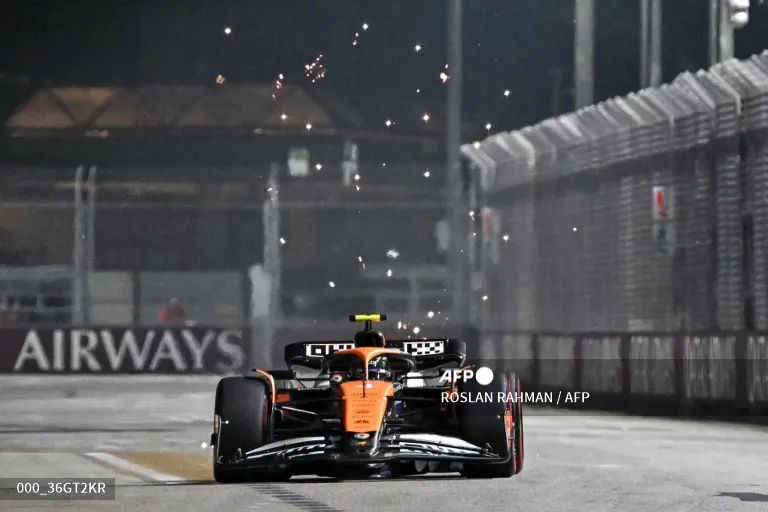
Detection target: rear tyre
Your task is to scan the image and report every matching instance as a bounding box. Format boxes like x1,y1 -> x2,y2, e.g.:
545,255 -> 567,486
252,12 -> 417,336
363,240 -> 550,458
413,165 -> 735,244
458,370 -> 518,479
213,376 -> 288,483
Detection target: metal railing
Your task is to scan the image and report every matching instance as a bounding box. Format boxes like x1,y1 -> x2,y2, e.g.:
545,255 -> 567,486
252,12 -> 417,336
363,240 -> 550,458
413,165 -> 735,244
462,51 -> 768,334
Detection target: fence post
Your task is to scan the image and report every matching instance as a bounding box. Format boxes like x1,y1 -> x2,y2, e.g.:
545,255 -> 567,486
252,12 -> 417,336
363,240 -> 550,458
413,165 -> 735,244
467,162 -> 479,325
257,164 -> 281,368
72,165 -> 86,325
447,0 -> 469,327
85,165 -> 97,324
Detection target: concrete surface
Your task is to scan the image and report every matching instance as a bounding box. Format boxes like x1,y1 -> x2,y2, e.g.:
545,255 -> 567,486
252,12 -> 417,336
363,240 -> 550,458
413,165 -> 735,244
0,376 -> 767,511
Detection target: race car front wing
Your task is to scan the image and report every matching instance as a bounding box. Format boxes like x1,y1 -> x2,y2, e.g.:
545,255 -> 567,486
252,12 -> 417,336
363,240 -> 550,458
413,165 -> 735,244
217,432 -> 508,468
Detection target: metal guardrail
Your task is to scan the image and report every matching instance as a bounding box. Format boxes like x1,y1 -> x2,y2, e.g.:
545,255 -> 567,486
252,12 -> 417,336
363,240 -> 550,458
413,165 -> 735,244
476,330 -> 768,418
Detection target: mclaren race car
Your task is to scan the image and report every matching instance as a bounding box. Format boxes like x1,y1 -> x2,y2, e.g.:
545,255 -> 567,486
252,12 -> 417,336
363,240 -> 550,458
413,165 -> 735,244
211,314 -> 524,481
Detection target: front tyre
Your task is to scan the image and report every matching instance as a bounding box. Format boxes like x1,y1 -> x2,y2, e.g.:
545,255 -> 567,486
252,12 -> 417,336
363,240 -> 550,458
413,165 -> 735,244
458,371 -> 520,478
212,376 -> 288,483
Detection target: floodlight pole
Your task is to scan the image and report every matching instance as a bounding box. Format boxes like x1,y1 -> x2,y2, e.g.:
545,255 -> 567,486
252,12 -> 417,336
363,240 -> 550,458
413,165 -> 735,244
447,0 -> 469,325
709,0 -> 721,65
640,0 -> 649,87
73,166 -> 86,325
574,0 -> 595,108
85,165 -> 97,324
649,0 -> 663,86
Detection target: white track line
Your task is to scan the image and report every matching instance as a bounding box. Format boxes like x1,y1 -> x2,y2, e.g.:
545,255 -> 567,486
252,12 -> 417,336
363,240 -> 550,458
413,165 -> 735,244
84,452 -> 186,483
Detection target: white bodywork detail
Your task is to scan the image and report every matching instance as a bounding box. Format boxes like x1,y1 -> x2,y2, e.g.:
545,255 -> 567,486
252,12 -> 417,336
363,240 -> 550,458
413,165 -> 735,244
405,372 -> 425,387
401,340 -> 445,355
305,343 -> 355,357
394,434 -> 484,451
245,444 -> 327,461
244,436 -> 326,455
398,444 -> 479,455
311,372 -> 425,388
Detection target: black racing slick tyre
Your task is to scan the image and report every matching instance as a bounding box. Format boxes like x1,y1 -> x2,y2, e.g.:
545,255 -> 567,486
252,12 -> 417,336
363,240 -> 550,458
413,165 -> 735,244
212,376 -> 288,483
458,371 -> 522,479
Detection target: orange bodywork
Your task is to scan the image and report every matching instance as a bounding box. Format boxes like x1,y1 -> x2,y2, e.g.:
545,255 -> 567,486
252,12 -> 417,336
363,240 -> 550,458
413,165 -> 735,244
333,347 -> 402,433
255,369 -> 276,404
339,380 -> 394,433
505,410 -> 513,445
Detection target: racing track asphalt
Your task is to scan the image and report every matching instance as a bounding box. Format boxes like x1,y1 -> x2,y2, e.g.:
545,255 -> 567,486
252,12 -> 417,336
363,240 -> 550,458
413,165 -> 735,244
0,375 -> 767,512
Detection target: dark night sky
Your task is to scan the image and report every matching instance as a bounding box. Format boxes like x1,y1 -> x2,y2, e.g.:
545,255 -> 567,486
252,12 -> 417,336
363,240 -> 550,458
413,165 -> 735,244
1,0 -> 767,133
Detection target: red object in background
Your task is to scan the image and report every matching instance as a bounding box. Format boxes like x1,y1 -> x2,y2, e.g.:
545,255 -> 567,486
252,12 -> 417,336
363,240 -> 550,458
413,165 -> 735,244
482,208 -> 495,234
158,299 -> 187,324
655,189 -> 668,219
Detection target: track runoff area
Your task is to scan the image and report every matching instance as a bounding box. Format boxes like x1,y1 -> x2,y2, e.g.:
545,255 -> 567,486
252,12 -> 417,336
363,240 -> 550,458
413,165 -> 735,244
438,366 -> 589,405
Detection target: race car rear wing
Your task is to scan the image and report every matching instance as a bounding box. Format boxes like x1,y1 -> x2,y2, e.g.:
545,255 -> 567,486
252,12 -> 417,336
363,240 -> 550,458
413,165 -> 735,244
283,338 -> 466,370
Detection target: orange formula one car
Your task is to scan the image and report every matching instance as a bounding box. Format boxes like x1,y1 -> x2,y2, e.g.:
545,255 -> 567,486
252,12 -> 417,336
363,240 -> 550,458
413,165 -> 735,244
211,314 -> 524,481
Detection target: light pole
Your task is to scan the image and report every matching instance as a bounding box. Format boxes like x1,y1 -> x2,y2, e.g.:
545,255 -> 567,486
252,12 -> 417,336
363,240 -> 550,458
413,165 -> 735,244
85,166 -> 96,324
73,166 -> 86,325
447,0 -> 469,325
639,0 -> 663,88
649,0 -> 662,86
640,0 -> 649,87
574,0 -> 595,108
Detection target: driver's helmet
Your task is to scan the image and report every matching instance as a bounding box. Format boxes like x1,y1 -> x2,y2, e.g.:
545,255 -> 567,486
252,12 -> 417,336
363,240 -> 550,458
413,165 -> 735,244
368,357 -> 391,380
354,330 -> 386,348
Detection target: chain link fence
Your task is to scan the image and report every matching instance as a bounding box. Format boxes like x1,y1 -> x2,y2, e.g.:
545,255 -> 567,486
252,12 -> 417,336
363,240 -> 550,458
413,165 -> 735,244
463,51 -> 768,335
0,162 -> 453,365
0,168 -> 262,328
261,162 -> 454,350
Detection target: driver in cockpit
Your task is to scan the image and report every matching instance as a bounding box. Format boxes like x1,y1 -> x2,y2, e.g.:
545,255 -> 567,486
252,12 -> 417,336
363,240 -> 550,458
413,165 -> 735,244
353,329 -> 393,381
313,329 -> 389,387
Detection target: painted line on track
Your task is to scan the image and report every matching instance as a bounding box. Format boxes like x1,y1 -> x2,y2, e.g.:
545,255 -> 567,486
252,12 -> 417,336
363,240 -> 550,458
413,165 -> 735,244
84,452 -> 187,483
113,451 -> 213,481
